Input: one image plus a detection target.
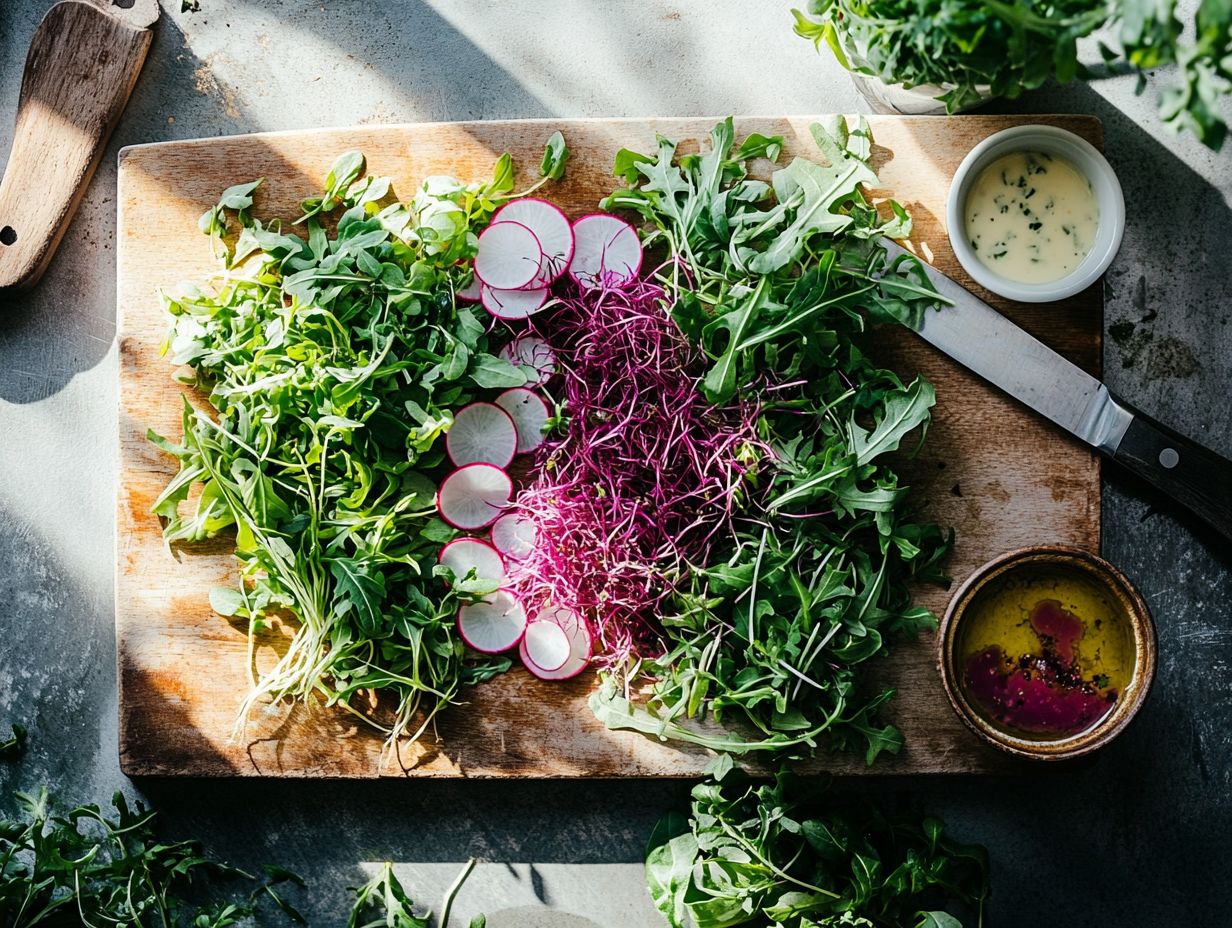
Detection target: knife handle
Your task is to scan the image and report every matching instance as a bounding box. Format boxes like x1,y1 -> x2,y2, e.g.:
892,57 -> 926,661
1111,407 -> 1232,542
0,1 -> 153,294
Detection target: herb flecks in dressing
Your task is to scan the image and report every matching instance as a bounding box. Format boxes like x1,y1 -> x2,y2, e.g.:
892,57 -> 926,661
964,151 -> 1099,284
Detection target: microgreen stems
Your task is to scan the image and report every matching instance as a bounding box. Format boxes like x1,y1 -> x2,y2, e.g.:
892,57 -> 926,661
505,278 -> 771,670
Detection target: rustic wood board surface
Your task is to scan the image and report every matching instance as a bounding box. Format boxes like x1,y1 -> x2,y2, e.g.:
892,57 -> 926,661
116,116 -> 1101,778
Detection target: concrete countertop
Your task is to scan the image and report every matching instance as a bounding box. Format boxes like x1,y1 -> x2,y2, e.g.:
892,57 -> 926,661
1,1 -> 1228,925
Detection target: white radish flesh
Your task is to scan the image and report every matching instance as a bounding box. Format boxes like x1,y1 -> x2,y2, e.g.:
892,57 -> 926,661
438,537 -> 506,586
490,512 -> 538,560
457,590 -> 527,653
498,336 -> 557,385
474,221 -> 543,290
456,275 -> 483,303
481,284 -> 549,321
491,199 -> 574,287
520,619 -> 571,672
568,214 -> 643,290
446,402 -> 518,468
520,606 -> 593,680
437,463 -> 512,530
495,388 -> 550,455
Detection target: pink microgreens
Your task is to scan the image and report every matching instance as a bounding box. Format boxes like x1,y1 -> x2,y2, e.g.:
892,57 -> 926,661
505,277 -> 771,668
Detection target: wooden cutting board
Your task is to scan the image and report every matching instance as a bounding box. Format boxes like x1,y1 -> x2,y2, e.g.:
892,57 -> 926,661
116,116 -> 1101,777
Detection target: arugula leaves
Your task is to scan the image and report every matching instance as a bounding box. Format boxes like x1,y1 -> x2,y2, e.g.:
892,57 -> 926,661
0,788 -> 305,927
794,0 -> 1232,149
592,118 -> 950,763
151,143 -> 564,750
646,770 -> 988,928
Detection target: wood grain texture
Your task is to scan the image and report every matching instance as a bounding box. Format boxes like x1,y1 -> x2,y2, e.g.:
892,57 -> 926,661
116,116 -> 1102,778
0,0 -> 154,293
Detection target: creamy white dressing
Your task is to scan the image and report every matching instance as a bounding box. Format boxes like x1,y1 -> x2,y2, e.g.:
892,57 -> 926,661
963,151 -> 1099,284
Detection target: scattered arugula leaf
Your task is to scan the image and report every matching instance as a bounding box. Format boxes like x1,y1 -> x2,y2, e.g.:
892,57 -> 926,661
0,787 -> 304,927
646,771 -> 989,928
348,859 -> 483,928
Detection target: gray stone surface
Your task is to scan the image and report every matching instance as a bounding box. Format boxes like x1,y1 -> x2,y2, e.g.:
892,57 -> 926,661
0,1 -> 1229,924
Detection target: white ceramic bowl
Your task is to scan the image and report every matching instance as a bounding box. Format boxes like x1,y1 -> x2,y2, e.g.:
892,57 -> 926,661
946,125 -> 1125,303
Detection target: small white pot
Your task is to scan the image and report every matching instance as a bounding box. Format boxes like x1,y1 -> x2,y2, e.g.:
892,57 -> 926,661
945,125 -> 1126,303
848,71 -> 995,116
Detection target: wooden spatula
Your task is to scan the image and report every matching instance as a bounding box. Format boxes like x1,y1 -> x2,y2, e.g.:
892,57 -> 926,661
0,0 -> 158,294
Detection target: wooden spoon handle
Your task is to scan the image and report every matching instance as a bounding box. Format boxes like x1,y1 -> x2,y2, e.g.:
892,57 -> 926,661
0,0 -> 154,294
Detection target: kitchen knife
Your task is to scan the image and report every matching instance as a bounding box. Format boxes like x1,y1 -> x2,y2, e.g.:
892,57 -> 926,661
0,0 -> 159,294
881,239 -> 1232,543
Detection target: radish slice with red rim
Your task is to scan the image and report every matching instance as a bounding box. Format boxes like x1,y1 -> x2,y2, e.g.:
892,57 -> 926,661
438,537 -> 506,586
520,618 -> 571,672
456,274 -> 483,303
495,388 -> 550,455
457,590 -> 527,653
437,463 -> 512,530
498,336 -> 557,385
520,606 -> 593,680
568,214 -> 642,290
446,402 -> 518,468
481,284 -> 549,321
491,199 -> 574,287
474,221 -> 543,291
490,512 -> 537,560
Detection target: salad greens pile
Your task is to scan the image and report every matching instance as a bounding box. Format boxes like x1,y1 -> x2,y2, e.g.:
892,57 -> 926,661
152,116 -> 947,767
792,0 -> 1232,149
590,117 -> 950,763
647,763 -> 988,928
151,140 -> 567,750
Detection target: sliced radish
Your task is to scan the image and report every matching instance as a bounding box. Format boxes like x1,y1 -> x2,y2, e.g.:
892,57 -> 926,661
491,199 -> 574,287
457,274 -> 483,303
437,463 -> 512,530
495,388 -> 550,455
446,402 -> 517,468
568,214 -> 642,291
490,512 -> 538,560
481,284 -> 550,321
498,336 -> 557,386
520,618 -> 571,672
474,221 -> 543,291
457,590 -> 527,653
438,537 -> 506,586
520,607 -> 593,681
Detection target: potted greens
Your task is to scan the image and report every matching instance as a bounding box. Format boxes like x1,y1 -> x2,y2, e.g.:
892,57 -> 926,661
792,0 -> 1232,149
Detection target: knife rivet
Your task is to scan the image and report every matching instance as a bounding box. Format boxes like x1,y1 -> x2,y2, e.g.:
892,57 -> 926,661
1159,448 -> 1180,469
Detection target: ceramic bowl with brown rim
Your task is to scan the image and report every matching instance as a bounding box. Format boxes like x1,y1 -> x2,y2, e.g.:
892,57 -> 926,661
938,546 -> 1155,760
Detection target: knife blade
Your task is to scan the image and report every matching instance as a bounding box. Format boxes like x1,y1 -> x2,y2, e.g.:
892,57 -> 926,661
881,239 -> 1232,542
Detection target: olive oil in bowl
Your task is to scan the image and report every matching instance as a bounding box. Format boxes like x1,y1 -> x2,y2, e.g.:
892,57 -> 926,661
939,547 -> 1156,760
956,565 -> 1132,740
